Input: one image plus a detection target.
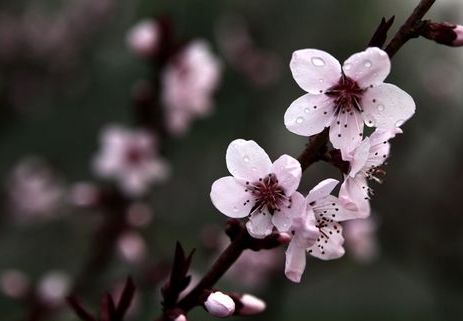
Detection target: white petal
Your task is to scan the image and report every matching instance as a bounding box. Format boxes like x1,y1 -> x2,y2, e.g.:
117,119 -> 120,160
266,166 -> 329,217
306,178 -> 339,204
272,191 -> 306,232
290,49 -> 342,94
226,139 -> 272,181
272,211 -> 292,233
312,195 -> 364,222
329,110 -> 364,158
368,127 -> 402,146
292,209 -> 319,248
361,83 -> 416,129
285,240 -> 307,283
339,175 -> 370,219
271,155 -> 302,196
284,93 -> 335,137
210,176 -> 253,218
309,219 -> 345,260
349,138 -> 370,177
363,128 -> 400,168
343,47 -> 390,88
246,212 -> 274,239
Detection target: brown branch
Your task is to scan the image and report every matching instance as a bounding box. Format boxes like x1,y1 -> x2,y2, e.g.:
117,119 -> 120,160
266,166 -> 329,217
385,0 -> 436,57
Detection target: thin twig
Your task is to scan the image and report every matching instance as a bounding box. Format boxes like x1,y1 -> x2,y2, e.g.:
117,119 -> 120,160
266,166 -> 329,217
385,0 -> 436,57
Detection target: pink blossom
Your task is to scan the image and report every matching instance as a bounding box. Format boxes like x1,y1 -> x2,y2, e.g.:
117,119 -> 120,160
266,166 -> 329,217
126,19 -> 159,58
117,231 -> 147,263
93,125 -> 170,197
339,128 -> 401,218
284,179 -> 360,282
37,271 -> 71,305
285,47 -> 415,157
0,270 -> 30,299
162,40 -> 221,136
344,217 -> 379,263
7,157 -> 64,222
210,139 -> 302,239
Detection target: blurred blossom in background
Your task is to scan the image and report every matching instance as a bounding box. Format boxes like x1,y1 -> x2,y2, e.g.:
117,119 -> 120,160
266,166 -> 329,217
0,1 -> 463,321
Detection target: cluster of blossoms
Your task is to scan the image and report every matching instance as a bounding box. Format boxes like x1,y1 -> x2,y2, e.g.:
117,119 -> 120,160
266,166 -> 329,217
127,19 -> 222,136
211,47 -> 416,283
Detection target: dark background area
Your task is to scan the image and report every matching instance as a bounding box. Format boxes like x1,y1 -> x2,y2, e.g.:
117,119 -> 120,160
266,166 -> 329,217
0,0 -> 462,320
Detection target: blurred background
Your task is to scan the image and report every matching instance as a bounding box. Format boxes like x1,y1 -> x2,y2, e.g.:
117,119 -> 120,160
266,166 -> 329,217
1,0 -> 463,320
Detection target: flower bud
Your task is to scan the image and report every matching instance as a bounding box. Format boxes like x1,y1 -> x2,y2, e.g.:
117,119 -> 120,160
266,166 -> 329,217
237,294 -> 266,315
421,21 -> 463,47
454,25 -> 463,46
204,291 -> 235,317
126,19 -> 159,57
173,314 -> 187,321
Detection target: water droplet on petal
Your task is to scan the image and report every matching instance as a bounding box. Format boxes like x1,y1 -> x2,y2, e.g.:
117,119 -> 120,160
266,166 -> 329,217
395,119 -> 404,127
243,156 -> 250,163
364,115 -> 375,127
233,206 -> 239,212
304,108 -> 310,113
344,63 -> 352,71
311,57 -> 325,67
364,60 -> 372,68
296,117 -> 304,124
319,78 -> 324,83
377,104 -> 385,111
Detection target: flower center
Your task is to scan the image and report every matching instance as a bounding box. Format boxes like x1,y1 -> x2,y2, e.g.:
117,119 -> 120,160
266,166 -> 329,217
325,75 -> 365,114
245,173 -> 290,214
125,146 -> 146,165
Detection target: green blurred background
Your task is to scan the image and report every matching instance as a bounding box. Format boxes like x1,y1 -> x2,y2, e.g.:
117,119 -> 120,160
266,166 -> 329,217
1,0 -> 463,320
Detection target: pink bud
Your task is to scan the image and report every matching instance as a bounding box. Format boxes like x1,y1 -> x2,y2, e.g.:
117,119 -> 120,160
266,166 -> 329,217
174,314 -> 187,321
238,294 -> 266,315
204,291 -> 235,317
277,232 -> 292,244
126,20 -> 159,57
421,22 -> 463,47
454,25 -> 463,46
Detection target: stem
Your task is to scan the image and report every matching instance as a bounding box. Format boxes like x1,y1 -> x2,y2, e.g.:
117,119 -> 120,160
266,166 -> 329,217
297,128 -> 329,172
177,230 -> 248,312
385,0 -> 436,57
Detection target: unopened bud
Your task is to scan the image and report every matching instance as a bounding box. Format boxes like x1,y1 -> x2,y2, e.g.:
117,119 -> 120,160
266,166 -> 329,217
126,19 -> 160,57
277,232 -> 292,245
173,314 -> 187,321
421,21 -> 463,47
204,291 -> 235,317
454,25 -> 463,46
238,294 -> 266,315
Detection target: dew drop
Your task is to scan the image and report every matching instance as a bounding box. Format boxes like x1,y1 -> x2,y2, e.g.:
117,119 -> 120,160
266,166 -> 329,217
311,57 -> 325,67
377,104 -> 385,111
304,108 -> 310,113
243,156 -> 250,163
364,60 -> 372,68
296,117 -> 304,124
395,119 -> 404,127
319,78 -> 324,83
